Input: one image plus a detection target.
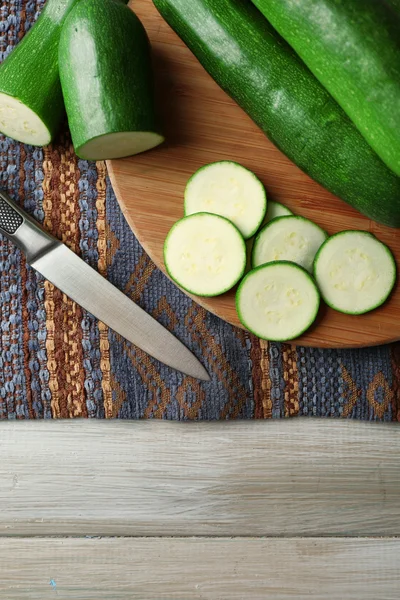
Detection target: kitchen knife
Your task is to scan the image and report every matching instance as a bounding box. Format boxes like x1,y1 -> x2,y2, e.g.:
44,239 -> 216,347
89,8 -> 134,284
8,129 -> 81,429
0,190 -> 210,381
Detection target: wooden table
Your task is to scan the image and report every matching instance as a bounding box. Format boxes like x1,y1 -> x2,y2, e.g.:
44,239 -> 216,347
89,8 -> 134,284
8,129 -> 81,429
0,420 -> 399,598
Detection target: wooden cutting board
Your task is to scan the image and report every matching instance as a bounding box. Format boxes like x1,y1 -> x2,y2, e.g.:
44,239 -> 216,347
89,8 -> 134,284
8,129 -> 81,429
108,0 -> 400,349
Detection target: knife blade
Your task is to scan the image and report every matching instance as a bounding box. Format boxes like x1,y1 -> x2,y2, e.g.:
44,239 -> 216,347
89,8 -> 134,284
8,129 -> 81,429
0,190 -> 210,381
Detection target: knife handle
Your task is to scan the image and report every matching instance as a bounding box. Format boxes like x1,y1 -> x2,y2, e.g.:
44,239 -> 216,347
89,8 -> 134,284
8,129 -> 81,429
0,190 -> 59,263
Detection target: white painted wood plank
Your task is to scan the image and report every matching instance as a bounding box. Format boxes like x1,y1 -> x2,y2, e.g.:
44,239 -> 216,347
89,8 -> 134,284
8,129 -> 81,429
0,537 -> 399,600
0,420 -> 399,536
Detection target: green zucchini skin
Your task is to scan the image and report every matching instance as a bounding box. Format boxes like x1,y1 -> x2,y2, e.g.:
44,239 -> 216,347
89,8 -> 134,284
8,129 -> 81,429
0,0 -> 81,145
251,0 -> 400,177
153,0 -> 400,227
386,0 -> 400,15
59,0 -> 162,158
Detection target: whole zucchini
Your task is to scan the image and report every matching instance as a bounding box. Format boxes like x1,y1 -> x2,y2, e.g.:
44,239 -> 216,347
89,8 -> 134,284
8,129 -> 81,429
251,0 -> 400,177
153,0 -> 400,227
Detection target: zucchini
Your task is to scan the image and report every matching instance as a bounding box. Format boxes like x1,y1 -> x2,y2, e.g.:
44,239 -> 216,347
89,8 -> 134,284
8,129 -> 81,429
164,213 -> 246,297
184,161 -> 267,239
252,216 -> 328,272
386,0 -> 400,15
153,0 -> 400,227
236,261 -> 320,341
0,0 -> 81,146
314,231 -> 397,315
59,0 -> 164,160
252,0 -> 400,176
263,201 -> 293,225
246,201 -> 294,270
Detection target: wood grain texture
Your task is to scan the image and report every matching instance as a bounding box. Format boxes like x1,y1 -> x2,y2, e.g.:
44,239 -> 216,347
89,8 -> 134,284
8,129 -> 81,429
0,420 -> 399,536
108,0 -> 400,349
1,537 -> 399,599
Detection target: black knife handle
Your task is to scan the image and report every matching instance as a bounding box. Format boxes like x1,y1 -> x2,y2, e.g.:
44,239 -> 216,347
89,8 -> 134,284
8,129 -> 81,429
0,190 -> 59,263
0,192 -> 24,235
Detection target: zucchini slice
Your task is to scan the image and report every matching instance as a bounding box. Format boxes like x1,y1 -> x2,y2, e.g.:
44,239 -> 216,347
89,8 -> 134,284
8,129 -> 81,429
164,212 -> 246,297
314,231 -> 397,314
184,161 -> 267,240
263,200 -> 293,225
236,261 -> 320,341
252,216 -> 328,272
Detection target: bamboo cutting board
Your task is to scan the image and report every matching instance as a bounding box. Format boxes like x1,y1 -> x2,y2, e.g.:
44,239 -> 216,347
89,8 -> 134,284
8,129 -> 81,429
108,0 -> 400,349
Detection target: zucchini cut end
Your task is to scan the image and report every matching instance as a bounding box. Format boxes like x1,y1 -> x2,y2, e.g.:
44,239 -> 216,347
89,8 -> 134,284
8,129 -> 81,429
0,93 -> 51,146
314,230 -> 397,315
76,131 -> 165,160
164,212 -> 246,297
184,161 -> 267,240
236,261 -> 320,341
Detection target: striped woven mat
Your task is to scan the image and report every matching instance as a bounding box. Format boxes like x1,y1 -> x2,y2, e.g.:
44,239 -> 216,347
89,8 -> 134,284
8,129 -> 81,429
0,0 -> 399,420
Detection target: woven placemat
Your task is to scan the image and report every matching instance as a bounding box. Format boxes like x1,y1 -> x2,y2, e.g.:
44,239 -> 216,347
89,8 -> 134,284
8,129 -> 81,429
0,0 -> 399,420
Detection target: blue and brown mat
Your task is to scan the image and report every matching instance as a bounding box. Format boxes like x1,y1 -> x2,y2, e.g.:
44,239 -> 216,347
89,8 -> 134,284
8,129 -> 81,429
0,0 -> 399,420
